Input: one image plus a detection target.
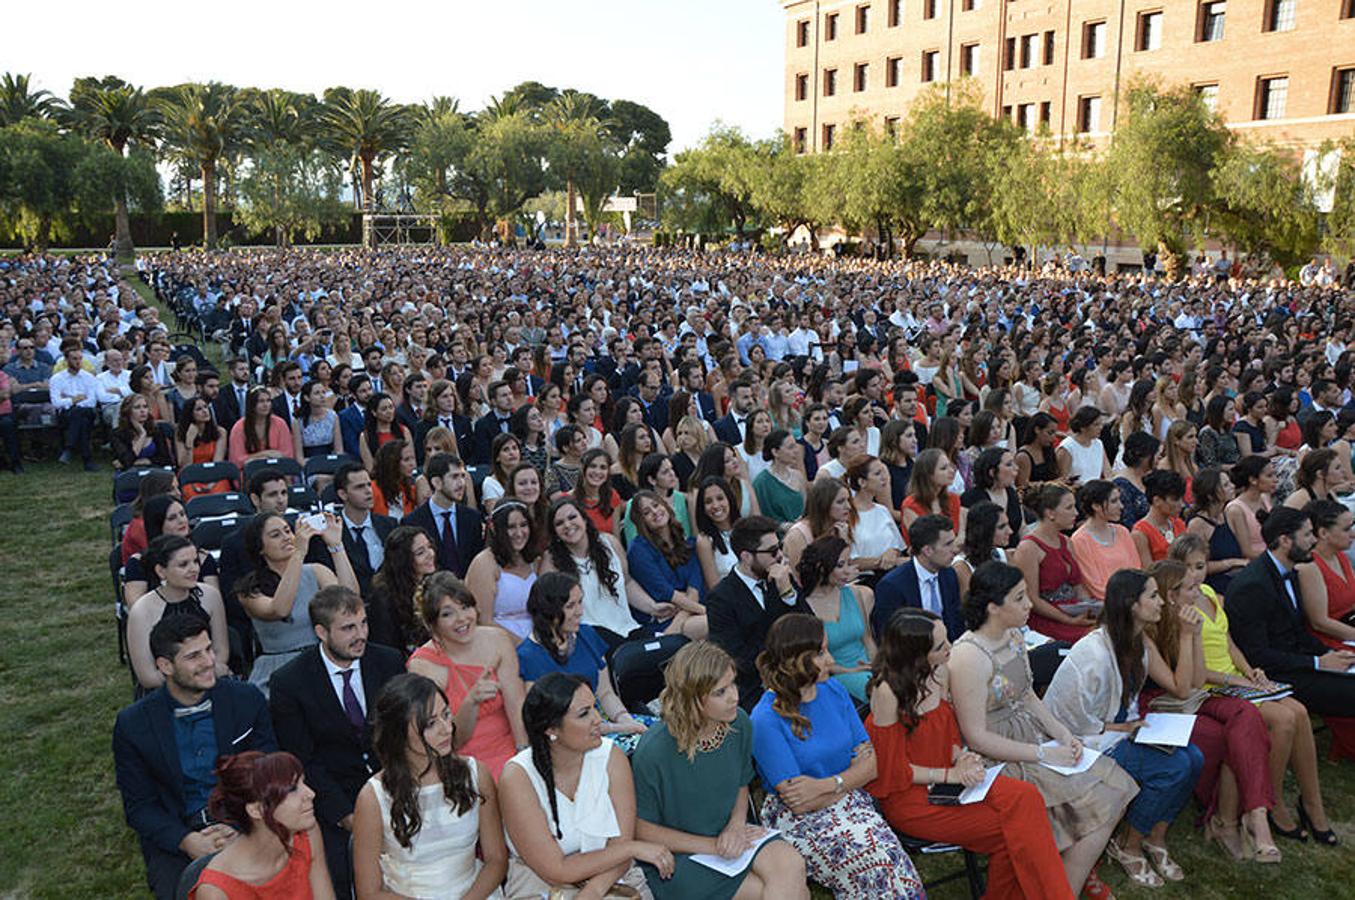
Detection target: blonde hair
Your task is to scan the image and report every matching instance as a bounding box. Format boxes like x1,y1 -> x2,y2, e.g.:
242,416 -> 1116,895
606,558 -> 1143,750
659,641 -> 738,760
1146,559 -> 1188,668
676,415 -> 710,456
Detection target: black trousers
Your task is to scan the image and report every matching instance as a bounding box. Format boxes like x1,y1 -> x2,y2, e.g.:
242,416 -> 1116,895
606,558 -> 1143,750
60,406 -> 95,461
140,840 -> 190,900
1284,666 -> 1355,716
319,819 -> 354,899
0,413 -> 18,466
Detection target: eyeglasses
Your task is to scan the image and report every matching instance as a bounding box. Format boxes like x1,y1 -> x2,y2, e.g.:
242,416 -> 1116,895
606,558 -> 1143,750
752,543 -> 783,557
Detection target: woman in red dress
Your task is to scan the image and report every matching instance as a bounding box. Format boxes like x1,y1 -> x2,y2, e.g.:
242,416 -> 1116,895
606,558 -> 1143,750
866,609 -> 1070,900
1012,484 -> 1098,642
1297,500 -> 1355,650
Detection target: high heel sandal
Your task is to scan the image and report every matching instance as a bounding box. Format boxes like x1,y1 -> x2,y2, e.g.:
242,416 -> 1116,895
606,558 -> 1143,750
1268,810 -> 1308,842
1241,820 -> 1283,865
1105,839 -> 1163,889
1204,815 -> 1245,861
1141,842 -> 1185,882
1298,801 -> 1340,846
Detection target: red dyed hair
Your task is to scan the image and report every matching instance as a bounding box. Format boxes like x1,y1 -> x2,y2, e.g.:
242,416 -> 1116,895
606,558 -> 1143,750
207,751 -> 305,846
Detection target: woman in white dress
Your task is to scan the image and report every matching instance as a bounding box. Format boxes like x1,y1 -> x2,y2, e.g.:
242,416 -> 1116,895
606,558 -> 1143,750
845,456 -> 906,582
1057,406 -> 1111,486
694,477 -> 740,589
353,672 -> 507,900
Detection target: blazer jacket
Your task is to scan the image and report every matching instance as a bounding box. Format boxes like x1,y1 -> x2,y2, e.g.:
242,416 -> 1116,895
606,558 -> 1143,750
1225,553 -> 1328,677
872,559 -> 965,641
403,501 -> 483,578
706,569 -> 813,711
341,512 -> 398,598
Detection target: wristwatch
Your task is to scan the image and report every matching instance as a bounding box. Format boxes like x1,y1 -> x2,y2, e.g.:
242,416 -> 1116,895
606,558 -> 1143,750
833,774 -> 845,793
1036,744 -> 1047,763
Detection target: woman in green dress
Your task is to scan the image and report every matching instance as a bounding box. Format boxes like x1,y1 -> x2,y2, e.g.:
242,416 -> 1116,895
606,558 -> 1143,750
753,429 -> 807,526
632,641 -> 810,900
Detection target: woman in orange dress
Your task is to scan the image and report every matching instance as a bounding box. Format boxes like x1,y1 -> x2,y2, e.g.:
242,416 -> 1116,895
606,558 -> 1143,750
175,397 -> 231,499
370,439 -> 418,519
900,448 -> 965,545
1297,500 -> 1355,651
866,608 -> 1070,900
407,572 -> 527,778
569,447 -> 620,534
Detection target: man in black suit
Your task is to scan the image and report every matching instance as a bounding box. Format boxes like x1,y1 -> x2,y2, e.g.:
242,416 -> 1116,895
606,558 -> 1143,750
635,368 -> 670,434
227,299 -> 261,361
1225,506 -> 1355,733
707,515 -> 813,711
713,376 -> 758,446
403,452 -> 483,577
269,361 -> 305,429
873,515 -> 963,640
470,379 -> 515,465
334,462 -> 397,597
113,617 -> 277,899
214,357 -> 252,430
395,372 -> 426,436
511,346 -> 545,397
893,371 -> 928,449
679,360 -> 719,424
270,585 -> 404,898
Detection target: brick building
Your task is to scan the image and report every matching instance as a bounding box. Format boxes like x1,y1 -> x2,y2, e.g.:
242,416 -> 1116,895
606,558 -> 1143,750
782,0 -> 1355,152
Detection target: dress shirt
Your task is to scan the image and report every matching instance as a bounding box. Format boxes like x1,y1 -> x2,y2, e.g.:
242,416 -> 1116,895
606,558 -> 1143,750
343,511 -> 384,571
49,367 -> 99,409
916,564 -> 943,616
320,645 -> 365,716
733,564 -> 768,609
96,369 -> 132,405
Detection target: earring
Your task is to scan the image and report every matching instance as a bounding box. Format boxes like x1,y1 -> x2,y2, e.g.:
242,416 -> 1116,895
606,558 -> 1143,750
548,733 -> 557,742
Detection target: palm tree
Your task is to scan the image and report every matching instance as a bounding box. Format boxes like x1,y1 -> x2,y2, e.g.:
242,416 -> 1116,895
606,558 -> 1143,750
155,82 -> 247,249
321,89 -> 412,215
545,91 -> 610,246
66,78 -> 159,258
0,73 -> 60,125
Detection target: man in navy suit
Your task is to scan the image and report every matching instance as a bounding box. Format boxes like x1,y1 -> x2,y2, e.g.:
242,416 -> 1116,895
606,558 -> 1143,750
402,452 -> 483,577
333,462 -> 398,598
113,616 -> 277,899
270,585 -> 404,898
679,360 -> 719,424
470,379 -> 515,465
338,374 -> 373,459
635,368 -> 670,434
873,514 -> 964,640
213,357 -> 252,430
713,377 -> 758,446
269,361 -> 305,429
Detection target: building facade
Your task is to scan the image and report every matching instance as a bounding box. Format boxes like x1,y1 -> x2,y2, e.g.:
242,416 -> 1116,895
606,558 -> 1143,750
782,0 -> 1355,152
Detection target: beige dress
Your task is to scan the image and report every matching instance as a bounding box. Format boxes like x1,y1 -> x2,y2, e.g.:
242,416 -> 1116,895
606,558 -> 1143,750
955,630 -> 1138,851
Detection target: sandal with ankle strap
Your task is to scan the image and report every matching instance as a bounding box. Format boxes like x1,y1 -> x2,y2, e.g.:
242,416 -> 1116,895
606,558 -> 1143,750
1242,817 -> 1283,864
1204,815 -> 1245,861
1141,842 -> 1184,882
1105,839 -> 1163,889
1298,801 -> 1340,846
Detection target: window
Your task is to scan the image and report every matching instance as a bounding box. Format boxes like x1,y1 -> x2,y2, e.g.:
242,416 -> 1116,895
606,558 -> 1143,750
1043,31 -> 1055,65
923,0 -> 937,19
793,127 -> 807,154
795,73 -> 809,101
796,19 -> 810,47
1083,20 -> 1107,58
889,0 -> 903,26
1263,0 -> 1296,32
1344,0 -> 1355,18
1077,95 -> 1103,132
1257,75 -> 1288,119
1005,36 -> 1017,70
885,116 -> 901,139
887,56 -> 903,87
1018,103 -> 1035,133
1195,83 -> 1220,113
960,43 -> 979,76
1020,34 -> 1035,68
826,12 -> 839,40
962,0 -> 981,9
1333,67 -> 1355,114
856,4 -> 870,34
1039,101 -> 1052,128
822,123 -> 836,150
1002,104 -> 1013,120
854,63 -> 869,92
1137,10 -> 1163,50
824,68 -> 838,96
922,50 -> 940,82
1198,1 -> 1226,41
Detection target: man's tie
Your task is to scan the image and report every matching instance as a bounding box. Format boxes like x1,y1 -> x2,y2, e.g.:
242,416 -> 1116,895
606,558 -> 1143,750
237,387 -> 247,413
925,576 -> 941,616
339,669 -> 366,738
758,579 -> 780,610
292,398 -> 301,418
440,417 -> 454,431
349,525 -> 372,575
498,416 -> 511,433
735,416 -> 747,437
441,511 -> 461,573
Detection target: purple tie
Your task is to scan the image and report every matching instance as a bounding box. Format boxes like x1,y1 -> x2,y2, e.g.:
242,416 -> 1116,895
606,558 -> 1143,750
340,669 -> 365,737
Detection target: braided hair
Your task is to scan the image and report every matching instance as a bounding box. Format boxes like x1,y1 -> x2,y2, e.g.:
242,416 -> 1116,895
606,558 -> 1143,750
521,672 -> 589,839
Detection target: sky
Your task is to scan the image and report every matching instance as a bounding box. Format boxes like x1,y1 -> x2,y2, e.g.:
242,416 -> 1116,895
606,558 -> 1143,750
8,0 -> 787,154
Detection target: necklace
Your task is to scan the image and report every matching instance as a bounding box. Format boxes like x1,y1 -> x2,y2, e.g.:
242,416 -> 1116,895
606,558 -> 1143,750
696,722 -> 730,753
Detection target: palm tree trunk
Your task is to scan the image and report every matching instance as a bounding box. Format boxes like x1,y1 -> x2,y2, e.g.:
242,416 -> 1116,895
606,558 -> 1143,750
565,178 -> 576,247
361,155 -> 376,213
202,159 -> 218,249
113,194 -> 133,260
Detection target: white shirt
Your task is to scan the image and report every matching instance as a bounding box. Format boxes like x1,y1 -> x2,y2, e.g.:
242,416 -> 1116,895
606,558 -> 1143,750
96,369 -> 132,406
915,563 -> 944,616
49,367 -> 99,409
320,645 -> 365,716
733,564 -> 769,609
343,511 -> 385,571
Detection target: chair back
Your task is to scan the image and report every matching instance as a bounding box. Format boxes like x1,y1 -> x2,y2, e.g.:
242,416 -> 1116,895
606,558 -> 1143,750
287,485 -> 320,513
243,456 -> 303,486
174,850 -> 219,900
185,492 -> 255,524
113,466 -> 175,504
192,514 -> 252,553
179,460 -> 241,490
304,453 -> 359,479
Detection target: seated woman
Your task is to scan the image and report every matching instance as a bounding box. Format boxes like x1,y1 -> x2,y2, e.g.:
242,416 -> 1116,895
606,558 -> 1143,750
1014,412 -> 1061,489
293,378 -> 343,460
1171,535 -> 1336,846
352,673 -> 508,899
466,501 -> 540,644
961,446 -> 1023,548
688,442 -> 758,520
750,614 -> 923,898
814,425 -> 868,483
238,511 -> 358,696
1045,570 -> 1205,889
192,751 -> 335,899
120,469 -> 179,563
796,535 -> 876,702
950,561 -> 1137,898
127,534 -> 232,692
1297,499 -> 1355,649
479,432 -> 523,513
1197,395 -> 1242,469
516,572 -> 647,743
632,641 -> 810,900
1144,559 -> 1279,863
1224,455 -> 1275,561
1056,406 -> 1111,485
123,495 -> 221,606
1186,467 -> 1249,594
879,418 -> 917,515
1111,432 -> 1160,529
112,393 -> 176,470
669,413 -> 709,490
505,462 -> 551,554
694,477 -> 740,590
627,490 -> 708,640
846,456 -> 907,582
358,392 -> 414,471
175,397 -> 230,499
623,452 -> 692,544
368,526 -> 441,654
1013,484 -> 1099,642
900,448 -> 965,542
511,402 -> 550,474
228,386 -> 295,468
798,403 -> 832,481
952,502 -> 1012,601
500,672 -> 673,899
738,410 -> 774,485
1131,470 -> 1188,566
1157,421 -> 1199,505
612,421 -> 660,503
571,447 -> 621,535
782,477 -> 855,571
866,608 -> 1071,900
407,572 -> 527,778
753,428 -> 807,525
371,439 -> 418,519
1070,480 -> 1141,601
1284,448 -> 1343,510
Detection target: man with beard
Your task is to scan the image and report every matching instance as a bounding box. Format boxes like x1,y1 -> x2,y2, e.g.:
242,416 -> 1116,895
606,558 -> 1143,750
269,585 -> 403,898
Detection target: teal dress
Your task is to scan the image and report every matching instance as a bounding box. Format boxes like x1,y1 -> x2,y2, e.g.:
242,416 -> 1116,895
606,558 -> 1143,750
824,586 -> 871,701
753,468 -> 805,525
631,710 -> 778,899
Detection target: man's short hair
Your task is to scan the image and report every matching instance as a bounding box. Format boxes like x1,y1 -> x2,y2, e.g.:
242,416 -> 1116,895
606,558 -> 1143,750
487,379 -> 509,399
59,338 -> 81,355
730,515 -> 780,556
310,585 -> 363,630
554,424 -> 582,452
425,451 -> 463,483
333,461 -> 366,496
248,470 -> 289,498
1262,506 -> 1308,550
908,514 -> 954,552
149,615 -> 210,662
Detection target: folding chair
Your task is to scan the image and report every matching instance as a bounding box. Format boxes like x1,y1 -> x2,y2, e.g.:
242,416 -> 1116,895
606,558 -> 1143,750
179,460 -> 241,495
304,453 -> 358,480
185,492 -> 255,523
110,503 -> 135,546
113,466 -> 175,504
893,833 -> 986,899
175,850 -> 218,900
13,388 -> 56,458
111,544 -> 128,664
243,456 -> 303,486
468,464 -> 491,500
192,514 -> 251,554
287,485 -> 320,513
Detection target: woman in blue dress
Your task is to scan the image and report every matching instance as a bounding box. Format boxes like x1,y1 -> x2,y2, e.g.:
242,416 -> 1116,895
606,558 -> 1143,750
627,490 -> 708,639
795,535 -> 875,702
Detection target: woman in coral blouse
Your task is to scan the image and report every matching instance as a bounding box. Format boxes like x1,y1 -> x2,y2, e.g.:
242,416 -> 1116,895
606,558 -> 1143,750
227,386 -> 295,468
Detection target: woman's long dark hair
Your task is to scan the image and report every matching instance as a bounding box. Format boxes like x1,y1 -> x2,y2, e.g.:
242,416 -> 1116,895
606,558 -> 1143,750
528,572 -> 581,665
961,560 -> 1024,631
572,447 -> 616,515
242,386 -> 273,455
522,672 -> 590,839
755,614 -> 825,739
546,496 -> 620,597
691,442 -> 744,515
1103,568 -> 1150,709
630,489 -> 691,569
869,609 -> 942,734
797,534 -> 848,595
693,476 -> 738,555
237,512 -> 286,599
372,525 -> 430,645
372,673 -> 478,850
363,391 -> 395,454
175,395 -> 220,445
487,499 -> 540,567
961,501 -> 1004,564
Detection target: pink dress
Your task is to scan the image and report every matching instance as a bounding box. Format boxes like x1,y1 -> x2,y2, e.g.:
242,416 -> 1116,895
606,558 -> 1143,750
227,415 -> 294,468
1069,524 -> 1140,601
409,642 -> 516,777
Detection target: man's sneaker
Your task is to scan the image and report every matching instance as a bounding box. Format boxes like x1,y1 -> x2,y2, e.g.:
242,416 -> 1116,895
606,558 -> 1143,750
57,450 -> 72,465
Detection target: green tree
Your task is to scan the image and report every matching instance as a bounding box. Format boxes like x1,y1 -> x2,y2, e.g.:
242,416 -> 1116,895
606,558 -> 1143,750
1211,141 -> 1321,274
660,125 -> 761,234
545,91 -> 613,245
985,138 -> 1108,262
1321,136 -> 1355,261
154,82 -> 248,249
820,123 -> 927,255
236,145 -> 345,246
748,135 -> 824,245
605,99 -> 671,194
460,107 -> 548,237
321,88 -> 413,215
0,73 -> 60,125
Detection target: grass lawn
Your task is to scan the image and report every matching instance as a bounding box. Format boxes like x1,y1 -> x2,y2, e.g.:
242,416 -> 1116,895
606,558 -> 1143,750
2,272 -> 1353,898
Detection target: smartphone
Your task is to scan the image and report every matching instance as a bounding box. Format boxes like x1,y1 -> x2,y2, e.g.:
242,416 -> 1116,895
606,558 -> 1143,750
301,512 -> 328,532
927,783 -> 964,806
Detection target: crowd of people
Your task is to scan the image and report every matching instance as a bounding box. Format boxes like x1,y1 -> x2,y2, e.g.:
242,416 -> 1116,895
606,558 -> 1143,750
9,243 -> 1355,898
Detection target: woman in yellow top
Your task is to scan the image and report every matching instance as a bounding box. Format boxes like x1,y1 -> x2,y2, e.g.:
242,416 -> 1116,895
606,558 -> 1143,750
1168,534 -> 1334,844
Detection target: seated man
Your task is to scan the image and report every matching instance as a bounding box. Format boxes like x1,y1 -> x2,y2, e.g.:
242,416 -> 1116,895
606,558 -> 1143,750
113,616 -> 276,899
333,462 -> 397,598
873,514 -> 963,640
48,338 -> 100,470
403,452 -> 483,578
269,585 -> 404,898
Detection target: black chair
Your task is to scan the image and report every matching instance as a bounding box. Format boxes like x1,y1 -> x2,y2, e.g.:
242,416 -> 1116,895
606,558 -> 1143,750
113,466 -> 175,504
304,453 -> 358,480
287,485 -> 320,512
319,482 -> 339,506
243,456 -> 303,486
179,460 -> 241,494
110,503 -> 135,545
468,464 -> 491,499
894,833 -> 986,899
13,387 -> 56,457
185,492 -> 255,523
192,514 -> 252,553
110,544 -> 128,664
174,850 -> 218,899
